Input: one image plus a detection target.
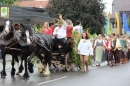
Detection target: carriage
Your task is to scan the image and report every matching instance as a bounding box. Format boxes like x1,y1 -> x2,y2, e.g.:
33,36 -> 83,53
51,39 -> 73,71
0,5 -> 75,79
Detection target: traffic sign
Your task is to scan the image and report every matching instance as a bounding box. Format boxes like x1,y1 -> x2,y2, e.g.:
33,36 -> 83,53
0,7 -> 9,18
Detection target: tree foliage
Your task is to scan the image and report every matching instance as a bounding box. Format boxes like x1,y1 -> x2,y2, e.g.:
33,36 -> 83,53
46,0 -> 106,34
0,0 -> 19,5
34,24 -> 42,33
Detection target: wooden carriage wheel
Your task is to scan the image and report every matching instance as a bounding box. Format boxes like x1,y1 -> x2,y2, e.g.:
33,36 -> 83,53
65,52 -> 72,71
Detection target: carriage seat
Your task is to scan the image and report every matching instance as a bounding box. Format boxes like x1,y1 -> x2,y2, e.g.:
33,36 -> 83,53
52,38 -> 73,53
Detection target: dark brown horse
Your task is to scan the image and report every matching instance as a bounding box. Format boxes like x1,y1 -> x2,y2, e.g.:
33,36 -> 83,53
19,24 -> 52,78
0,19 -> 21,78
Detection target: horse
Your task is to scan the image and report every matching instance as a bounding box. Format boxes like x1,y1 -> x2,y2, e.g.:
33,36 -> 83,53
19,24 -> 52,78
0,19 -> 21,78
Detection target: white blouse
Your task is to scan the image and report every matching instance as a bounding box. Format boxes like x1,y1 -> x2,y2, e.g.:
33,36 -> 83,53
78,39 -> 93,56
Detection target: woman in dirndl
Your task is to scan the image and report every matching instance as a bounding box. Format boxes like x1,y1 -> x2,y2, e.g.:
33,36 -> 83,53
94,34 -> 105,66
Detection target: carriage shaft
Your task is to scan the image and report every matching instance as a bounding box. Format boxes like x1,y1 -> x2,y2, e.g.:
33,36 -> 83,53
5,47 -> 21,51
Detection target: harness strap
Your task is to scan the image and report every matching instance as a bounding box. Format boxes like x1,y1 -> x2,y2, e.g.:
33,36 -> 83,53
35,34 -> 50,52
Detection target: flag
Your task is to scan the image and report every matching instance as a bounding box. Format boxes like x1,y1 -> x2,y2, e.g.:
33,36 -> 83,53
105,14 -> 108,34
108,13 -> 111,35
115,13 -> 120,34
122,14 -> 129,32
105,12 -> 111,35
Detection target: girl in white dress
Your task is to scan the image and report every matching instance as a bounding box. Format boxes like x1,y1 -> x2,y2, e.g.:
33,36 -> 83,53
78,32 -> 93,73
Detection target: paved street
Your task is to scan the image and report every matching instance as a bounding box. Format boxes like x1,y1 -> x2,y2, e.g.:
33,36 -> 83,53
0,56 -> 130,86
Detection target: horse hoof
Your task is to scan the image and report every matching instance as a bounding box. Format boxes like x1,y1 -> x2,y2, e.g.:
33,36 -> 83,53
28,67 -> 34,73
11,68 -> 16,77
28,63 -> 34,73
19,65 -> 24,73
16,71 -> 19,75
43,74 -> 50,77
43,72 -> 50,77
1,75 -> 5,78
1,71 -> 6,78
23,73 -> 29,79
11,74 -> 15,77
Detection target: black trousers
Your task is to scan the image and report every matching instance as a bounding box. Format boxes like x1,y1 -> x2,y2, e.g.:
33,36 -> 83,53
52,37 -> 67,52
111,50 -> 117,64
127,49 -> 130,61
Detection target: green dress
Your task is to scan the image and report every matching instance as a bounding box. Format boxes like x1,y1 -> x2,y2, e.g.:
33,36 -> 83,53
95,40 -> 105,62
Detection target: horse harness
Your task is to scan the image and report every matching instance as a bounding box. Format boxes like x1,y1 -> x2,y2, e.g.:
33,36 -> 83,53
0,31 -> 21,51
35,34 -> 50,52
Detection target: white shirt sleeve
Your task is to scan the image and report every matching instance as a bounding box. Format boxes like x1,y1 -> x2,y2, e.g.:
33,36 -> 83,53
53,27 -> 58,35
77,39 -> 82,51
116,39 -> 118,48
61,21 -> 67,30
103,40 -> 106,46
89,42 -> 93,55
80,26 -> 83,34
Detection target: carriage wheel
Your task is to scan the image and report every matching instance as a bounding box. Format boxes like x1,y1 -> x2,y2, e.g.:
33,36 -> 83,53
65,52 -> 72,71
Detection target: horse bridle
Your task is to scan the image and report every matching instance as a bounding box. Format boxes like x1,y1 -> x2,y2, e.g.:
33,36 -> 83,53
22,35 -> 34,43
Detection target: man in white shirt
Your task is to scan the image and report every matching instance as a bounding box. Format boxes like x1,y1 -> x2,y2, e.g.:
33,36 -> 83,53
73,20 -> 83,34
52,14 -> 67,53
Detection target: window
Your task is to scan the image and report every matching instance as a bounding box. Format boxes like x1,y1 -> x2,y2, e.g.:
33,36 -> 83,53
112,4 -> 115,11
112,22 -> 114,28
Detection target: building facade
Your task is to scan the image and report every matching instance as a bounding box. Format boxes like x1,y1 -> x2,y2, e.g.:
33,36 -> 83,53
110,0 -> 130,34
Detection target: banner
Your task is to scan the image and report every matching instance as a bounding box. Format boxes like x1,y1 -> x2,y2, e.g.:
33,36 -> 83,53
115,13 -> 120,34
0,7 -> 9,18
105,12 -> 110,35
108,14 -> 110,35
122,14 -> 130,32
105,14 -> 108,34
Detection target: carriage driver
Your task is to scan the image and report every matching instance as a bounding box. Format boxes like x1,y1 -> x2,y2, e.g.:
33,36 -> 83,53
52,14 -> 67,53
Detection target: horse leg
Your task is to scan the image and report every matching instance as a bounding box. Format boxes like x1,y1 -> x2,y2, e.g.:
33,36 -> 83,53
28,52 -> 35,73
42,50 -> 51,77
15,55 -> 19,75
1,53 -> 6,78
19,57 -> 24,73
11,54 -> 16,77
38,59 -> 43,73
23,56 -> 29,79
43,63 -> 50,76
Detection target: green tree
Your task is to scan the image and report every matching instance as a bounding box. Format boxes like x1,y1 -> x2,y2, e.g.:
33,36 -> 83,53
0,0 -> 19,5
127,17 -> 130,29
46,0 -> 106,34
